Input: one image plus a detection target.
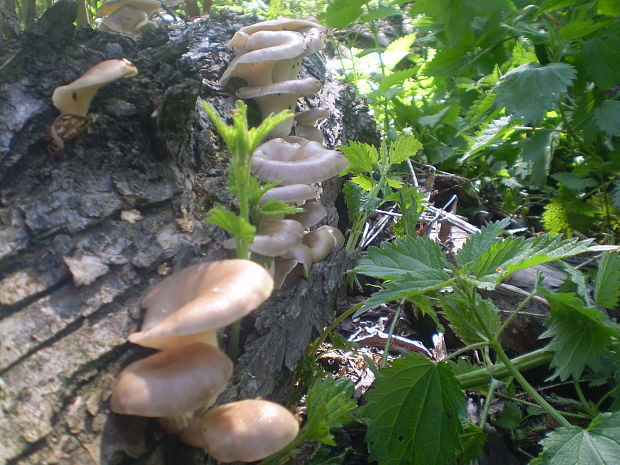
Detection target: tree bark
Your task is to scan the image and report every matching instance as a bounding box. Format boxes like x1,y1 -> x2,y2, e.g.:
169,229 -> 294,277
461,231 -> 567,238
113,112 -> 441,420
0,2 -> 378,464
0,0 -> 21,40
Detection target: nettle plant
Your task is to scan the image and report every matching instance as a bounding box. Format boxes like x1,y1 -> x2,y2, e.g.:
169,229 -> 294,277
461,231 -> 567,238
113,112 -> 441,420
352,218 -> 620,464
321,0 -> 620,237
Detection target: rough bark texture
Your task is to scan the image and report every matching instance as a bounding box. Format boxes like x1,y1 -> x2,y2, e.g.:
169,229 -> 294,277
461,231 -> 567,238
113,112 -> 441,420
0,3 -> 378,464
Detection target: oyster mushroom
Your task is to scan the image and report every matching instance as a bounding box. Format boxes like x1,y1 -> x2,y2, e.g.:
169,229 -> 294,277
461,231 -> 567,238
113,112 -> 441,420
252,136 -> 349,185
236,77 -> 322,138
303,225 -> 345,262
260,183 -> 317,205
223,219 -> 304,257
128,259 -> 274,350
201,399 -> 299,463
294,107 -> 330,143
285,201 -> 326,228
110,343 -> 233,420
98,0 -> 160,34
48,58 -> 138,155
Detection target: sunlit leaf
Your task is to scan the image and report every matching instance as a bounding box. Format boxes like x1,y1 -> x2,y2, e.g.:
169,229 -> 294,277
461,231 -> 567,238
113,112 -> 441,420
594,252 -> 620,309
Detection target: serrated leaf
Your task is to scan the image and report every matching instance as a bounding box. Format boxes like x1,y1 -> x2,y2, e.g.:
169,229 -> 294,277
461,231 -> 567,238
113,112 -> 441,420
343,181 -> 381,223
259,200 -> 300,216
351,175 -> 374,191
540,292 -> 620,381
418,106 -> 451,128
470,234 -> 593,287
377,68 -> 418,95
360,6 -> 402,23
440,293 -> 501,344
354,269 -> 452,317
593,101 -> 620,135
362,353 -> 464,465
319,0 -> 369,28
339,141 -> 378,174
535,412 -> 620,465
304,376 -> 356,446
388,135 -> 422,164
494,62 -> 577,124
356,235 -> 448,280
594,252 -> 620,309
463,116 -> 516,161
518,129 -> 559,189
459,424 -> 487,464
457,218 -> 510,267
552,172 -> 598,192
205,206 -> 255,242
582,37 -> 620,89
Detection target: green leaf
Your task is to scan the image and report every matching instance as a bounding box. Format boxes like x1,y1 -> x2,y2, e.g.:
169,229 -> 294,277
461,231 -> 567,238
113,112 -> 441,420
559,18 -> 612,40
360,6 -> 402,22
552,172 -> 598,192
351,175 -> 374,191
593,101 -> 620,135
493,62 -> 577,124
388,135 -> 422,164
418,106 -> 451,128
304,376 -> 357,446
343,181 -> 381,223
440,293 -> 501,344
463,116 -> 516,161
594,252 -> 620,309
612,180 -> 620,211
361,353 -> 464,465
598,0 -> 620,16
540,292 -> 620,381
354,269 -> 452,317
534,412 -> 620,465
319,0 -> 369,28
356,235 -> 448,280
205,206 -> 255,242
377,68 -> 418,95
456,218 -> 510,267
581,37 -> 620,89
459,424 -> 487,464
259,200 -> 300,216
339,141 -> 378,174
518,129 -> 559,189
470,234 -> 592,287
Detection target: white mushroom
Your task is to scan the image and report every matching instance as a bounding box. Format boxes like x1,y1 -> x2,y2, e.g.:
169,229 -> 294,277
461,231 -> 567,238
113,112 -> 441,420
201,399 -> 299,463
260,184 -> 317,205
252,136 -> 349,185
223,219 -> 304,257
98,0 -> 160,34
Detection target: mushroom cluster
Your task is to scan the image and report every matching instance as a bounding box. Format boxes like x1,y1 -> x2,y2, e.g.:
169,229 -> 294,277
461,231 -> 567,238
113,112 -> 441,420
219,18 -> 349,288
97,0 -> 161,35
110,260 -> 299,462
48,58 -> 138,155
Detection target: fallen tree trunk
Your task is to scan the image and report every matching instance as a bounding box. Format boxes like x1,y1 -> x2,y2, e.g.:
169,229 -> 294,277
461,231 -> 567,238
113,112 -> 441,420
0,3 -> 378,463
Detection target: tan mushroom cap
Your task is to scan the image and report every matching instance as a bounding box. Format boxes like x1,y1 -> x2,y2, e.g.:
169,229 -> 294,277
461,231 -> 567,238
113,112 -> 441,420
52,59 -> 138,116
201,399 -> 299,463
110,343 -> 233,418
234,17 -> 326,39
260,183 -> 316,204
223,219 -> 304,257
237,78 -> 321,137
273,242 -> 313,288
160,415 -> 205,448
99,6 -> 156,34
285,201 -> 326,228
128,260 -> 273,350
98,0 -> 161,16
219,30 -> 306,88
253,136 -> 349,185
303,225 -> 345,262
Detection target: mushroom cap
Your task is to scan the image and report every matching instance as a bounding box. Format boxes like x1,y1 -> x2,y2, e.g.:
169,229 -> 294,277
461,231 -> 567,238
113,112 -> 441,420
285,201 -> 326,228
201,399 -> 299,463
294,124 -> 324,143
273,242 -> 314,288
223,219 -> 304,257
99,6 -> 155,34
234,17 -> 326,38
294,107 -> 330,124
219,30 -> 305,88
252,136 -> 349,185
128,260 -> 273,349
303,225 -> 345,262
98,0 -> 161,16
260,183 -> 316,204
52,58 -> 138,116
110,343 -> 233,418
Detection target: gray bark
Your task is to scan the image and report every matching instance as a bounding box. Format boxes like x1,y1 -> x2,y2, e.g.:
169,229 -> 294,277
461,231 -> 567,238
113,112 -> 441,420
0,2 -> 378,464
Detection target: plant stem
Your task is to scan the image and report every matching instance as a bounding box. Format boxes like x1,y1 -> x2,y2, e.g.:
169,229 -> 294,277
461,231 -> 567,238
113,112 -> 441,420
381,304 -> 402,368
307,302 -> 363,357
496,283 -> 539,339
443,341 -> 490,362
491,341 -> 571,427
